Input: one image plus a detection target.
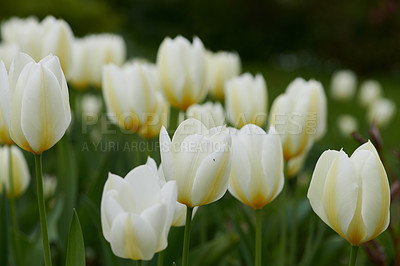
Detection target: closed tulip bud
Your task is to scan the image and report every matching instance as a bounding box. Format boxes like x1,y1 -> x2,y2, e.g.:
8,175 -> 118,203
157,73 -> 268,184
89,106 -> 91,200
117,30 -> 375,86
186,101 -> 225,129
0,145 -> 30,198
157,36 -> 207,110
69,34 -> 126,89
0,53 -> 71,154
228,125 -> 284,209
359,80 -> 382,107
101,159 -> 177,261
225,73 -> 268,129
269,78 -> 326,161
103,62 -> 169,139
337,114 -> 359,138
0,43 -> 19,70
160,118 -> 232,207
367,98 -> 396,128
157,161 -> 198,227
330,70 -> 357,101
206,51 -> 241,100
307,141 -> 390,246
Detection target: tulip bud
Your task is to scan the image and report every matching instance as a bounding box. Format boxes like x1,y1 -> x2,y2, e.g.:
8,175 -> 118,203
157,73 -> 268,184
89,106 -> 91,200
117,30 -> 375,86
0,145 -> 30,198
101,159 -> 177,261
367,98 -> 396,128
307,141 -> 390,246
160,118 -> 232,207
228,125 -> 284,209
102,62 -> 169,139
0,53 -> 72,154
0,43 -> 19,70
69,34 -> 126,89
186,101 -> 225,129
157,36 -> 207,110
206,51 -> 241,100
330,70 -> 357,101
358,80 -> 382,107
225,73 -> 268,129
269,78 -> 326,161
337,114 -> 359,138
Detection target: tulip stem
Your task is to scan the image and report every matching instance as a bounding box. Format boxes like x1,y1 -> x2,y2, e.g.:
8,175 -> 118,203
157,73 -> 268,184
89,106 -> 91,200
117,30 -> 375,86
349,245 -> 359,266
136,260 -> 142,266
157,250 -> 165,266
34,154 -> 52,266
9,147 -> 21,266
255,209 -> 262,266
182,206 -> 193,266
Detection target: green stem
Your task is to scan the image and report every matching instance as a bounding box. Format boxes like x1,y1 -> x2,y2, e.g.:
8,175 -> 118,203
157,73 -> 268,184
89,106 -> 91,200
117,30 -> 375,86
34,154 -> 52,266
136,260 -> 142,266
349,245 -> 359,266
157,250 -> 165,266
182,206 -> 193,266
9,147 -> 21,266
255,209 -> 262,266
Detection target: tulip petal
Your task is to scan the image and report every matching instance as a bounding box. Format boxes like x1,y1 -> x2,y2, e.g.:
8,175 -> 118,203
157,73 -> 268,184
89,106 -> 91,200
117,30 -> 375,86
0,61 -> 11,130
171,118 -> 208,154
160,126 -> 174,181
8,53 -> 35,91
141,203 -> 167,251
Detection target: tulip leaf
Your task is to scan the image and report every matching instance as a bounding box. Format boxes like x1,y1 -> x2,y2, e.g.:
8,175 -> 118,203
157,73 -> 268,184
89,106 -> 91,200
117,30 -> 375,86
66,209 -> 86,266
0,191 -> 8,264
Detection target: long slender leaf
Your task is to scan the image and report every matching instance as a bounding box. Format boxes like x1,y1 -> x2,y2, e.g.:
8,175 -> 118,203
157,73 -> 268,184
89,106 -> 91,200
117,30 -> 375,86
66,209 -> 86,266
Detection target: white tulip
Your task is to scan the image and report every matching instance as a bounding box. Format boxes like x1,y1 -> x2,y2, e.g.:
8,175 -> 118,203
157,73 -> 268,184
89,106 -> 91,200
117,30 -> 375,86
157,36 -> 207,110
0,105 -> 13,145
358,80 -> 382,107
269,78 -> 326,161
101,159 -> 177,261
330,70 -> 357,101
80,94 -> 102,117
0,145 -> 30,198
0,53 -> 71,154
228,125 -> 284,209
102,62 -> 169,139
160,118 -> 232,207
225,73 -> 268,128
206,51 -> 241,99
337,114 -> 359,138
186,101 -> 225,129
69,34 -> 126,89
307,141 -> 390,246
367,98 -> 396,128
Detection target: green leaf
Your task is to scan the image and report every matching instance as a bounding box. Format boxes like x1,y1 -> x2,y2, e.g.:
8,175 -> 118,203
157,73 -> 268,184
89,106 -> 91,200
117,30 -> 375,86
66,209 -> 86,266
0,191 -> 8,264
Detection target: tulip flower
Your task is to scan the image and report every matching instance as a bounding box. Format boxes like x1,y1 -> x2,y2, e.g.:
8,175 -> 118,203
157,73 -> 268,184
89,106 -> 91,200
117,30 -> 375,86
69,34 -> 126,89
0,145 -> 30,198
1,16 -> 74,75
101,159 -> 177,261
0,106 -> 13,145
330,70 -> 357,101
0,53 -> 71,154
0,43 -> 19,70
157,36 -> 207,110
337,114 -> 359,138
359,80 -> 382,107
367,98 -> 396,128
308,141 -> 390,264
206,51 -> 241,100
225,73 -> 268,128
102,62 -> 169,139
269,78 -> 327,161
186,101 -> 225,129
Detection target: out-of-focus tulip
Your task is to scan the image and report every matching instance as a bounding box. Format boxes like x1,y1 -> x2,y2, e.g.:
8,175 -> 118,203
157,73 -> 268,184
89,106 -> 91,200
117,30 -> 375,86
157,36 -> 207,110
69,34 -> 126,89
228,124 -> 284,209
102,62 -> 169,139
359,80 -> 382,107
160,118 -> 232,207
269,78 -> 326,161
80,94 -> 102,117
43,174 -> 57,199
0,53 -> 71,154
101,159 -> 177,261
186,101 -> 225,129
0,43 -> 19,70
307,141 -> 390,246
0,106 -> 13,145
225,73 -> 267,129
286,144 -> 311,178
367,98 -> 396,128
1,16 -> 74,75
0,145 -> 30,198
330,70 -> 357,101
206,51 -> 241,100
337,114 -> 359,138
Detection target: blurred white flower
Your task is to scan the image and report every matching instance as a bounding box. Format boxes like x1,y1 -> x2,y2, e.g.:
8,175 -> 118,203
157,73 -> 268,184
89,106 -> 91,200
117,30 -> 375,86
186,101 -> 225,129
330,70 -> 357,101
367,98 -> 396,128
358,80 -> 382,107
337,114 -> 359,138
43,174 -> 57,199
80,94 -> 102,117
